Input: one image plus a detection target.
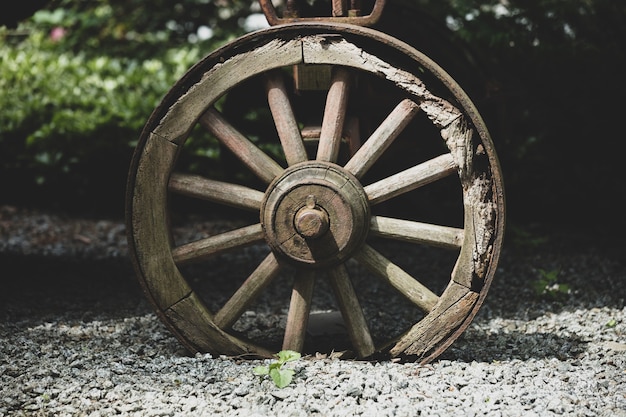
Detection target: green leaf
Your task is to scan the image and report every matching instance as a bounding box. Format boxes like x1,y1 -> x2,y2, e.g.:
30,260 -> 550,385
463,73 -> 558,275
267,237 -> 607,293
276,350 -> 301,364
268,361 -> 282,372
538,268 -> 560,281
270,368 -> 295,389
252,350 -> 301,388
253,365 -> 269,376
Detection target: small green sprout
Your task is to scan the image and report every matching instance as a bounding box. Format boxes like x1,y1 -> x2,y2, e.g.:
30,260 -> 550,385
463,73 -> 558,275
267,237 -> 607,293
606,319 -> 618,328
253,350 -> 301,388
532,268 -> 570,299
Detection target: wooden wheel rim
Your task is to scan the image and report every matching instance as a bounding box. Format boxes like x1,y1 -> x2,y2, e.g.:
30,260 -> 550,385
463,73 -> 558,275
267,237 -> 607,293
126,23 -> 505,362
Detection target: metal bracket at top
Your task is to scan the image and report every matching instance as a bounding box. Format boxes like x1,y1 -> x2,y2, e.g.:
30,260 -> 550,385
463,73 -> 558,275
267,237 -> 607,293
259,0 -> 386,27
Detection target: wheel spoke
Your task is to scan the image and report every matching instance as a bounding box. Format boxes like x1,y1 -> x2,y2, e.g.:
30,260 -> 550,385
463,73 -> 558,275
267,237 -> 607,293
370,216 -> 463,250
172,224 -> 265,265
265,71 -> 308,166
282,270 -> 316,352
213,253 -> 281,329
344,99 -> 420,178
354,245 -> 439,313
200,107 -> 284,184
316,67 -> 351,162
364,153 -> 456,205
169,173 -> 264,211
328,264 -> 376,358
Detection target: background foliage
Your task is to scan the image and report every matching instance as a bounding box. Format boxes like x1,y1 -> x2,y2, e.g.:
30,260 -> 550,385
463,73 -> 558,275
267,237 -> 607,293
1,0 -> 624,233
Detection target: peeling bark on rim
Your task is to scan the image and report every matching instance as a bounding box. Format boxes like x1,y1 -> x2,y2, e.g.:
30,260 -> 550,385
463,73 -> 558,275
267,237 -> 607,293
126,23 -> 505,362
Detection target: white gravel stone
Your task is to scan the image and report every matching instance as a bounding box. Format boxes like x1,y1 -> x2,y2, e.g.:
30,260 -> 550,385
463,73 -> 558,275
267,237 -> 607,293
1,206 -> 626,416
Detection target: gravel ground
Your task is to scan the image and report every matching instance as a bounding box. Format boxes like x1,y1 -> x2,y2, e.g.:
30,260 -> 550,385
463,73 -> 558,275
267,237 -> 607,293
1,205 -> 625,416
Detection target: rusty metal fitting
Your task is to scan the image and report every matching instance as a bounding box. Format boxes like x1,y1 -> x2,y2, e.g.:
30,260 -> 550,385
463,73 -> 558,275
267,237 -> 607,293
258,0 -> 386,27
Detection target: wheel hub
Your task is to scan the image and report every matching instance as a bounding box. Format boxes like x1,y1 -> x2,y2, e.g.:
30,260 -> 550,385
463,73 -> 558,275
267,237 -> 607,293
261,162 -> 370,268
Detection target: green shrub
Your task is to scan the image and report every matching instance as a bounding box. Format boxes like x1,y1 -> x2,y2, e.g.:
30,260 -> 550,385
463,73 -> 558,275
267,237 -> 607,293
0,27 -> 204,214
27,0 -> 249,60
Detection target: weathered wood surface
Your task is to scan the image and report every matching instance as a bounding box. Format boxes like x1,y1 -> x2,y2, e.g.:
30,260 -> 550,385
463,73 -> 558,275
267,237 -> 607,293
131,134 -> 190,310
364,153 -> 457,205
294,64 -> 332,91
329,265 -> 376,358
154,38 -> 303,145
317,67 -> 351,163
282,270 -> 316,352
265,71 -> 308,166
172,224 -> 265,265
213,253 -> 281,330
354,244 -> 439,312
166,292 -> 273,357
370,216 -> 464,250
390,282 -> 478,358
344,98 -> 420,179
169,173 -> 264,211
127,24 -> 504,361
200,108 -> 283,184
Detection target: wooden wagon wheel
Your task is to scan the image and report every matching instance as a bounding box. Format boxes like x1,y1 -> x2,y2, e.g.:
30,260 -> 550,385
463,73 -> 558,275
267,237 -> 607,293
126,23 -> 505,362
